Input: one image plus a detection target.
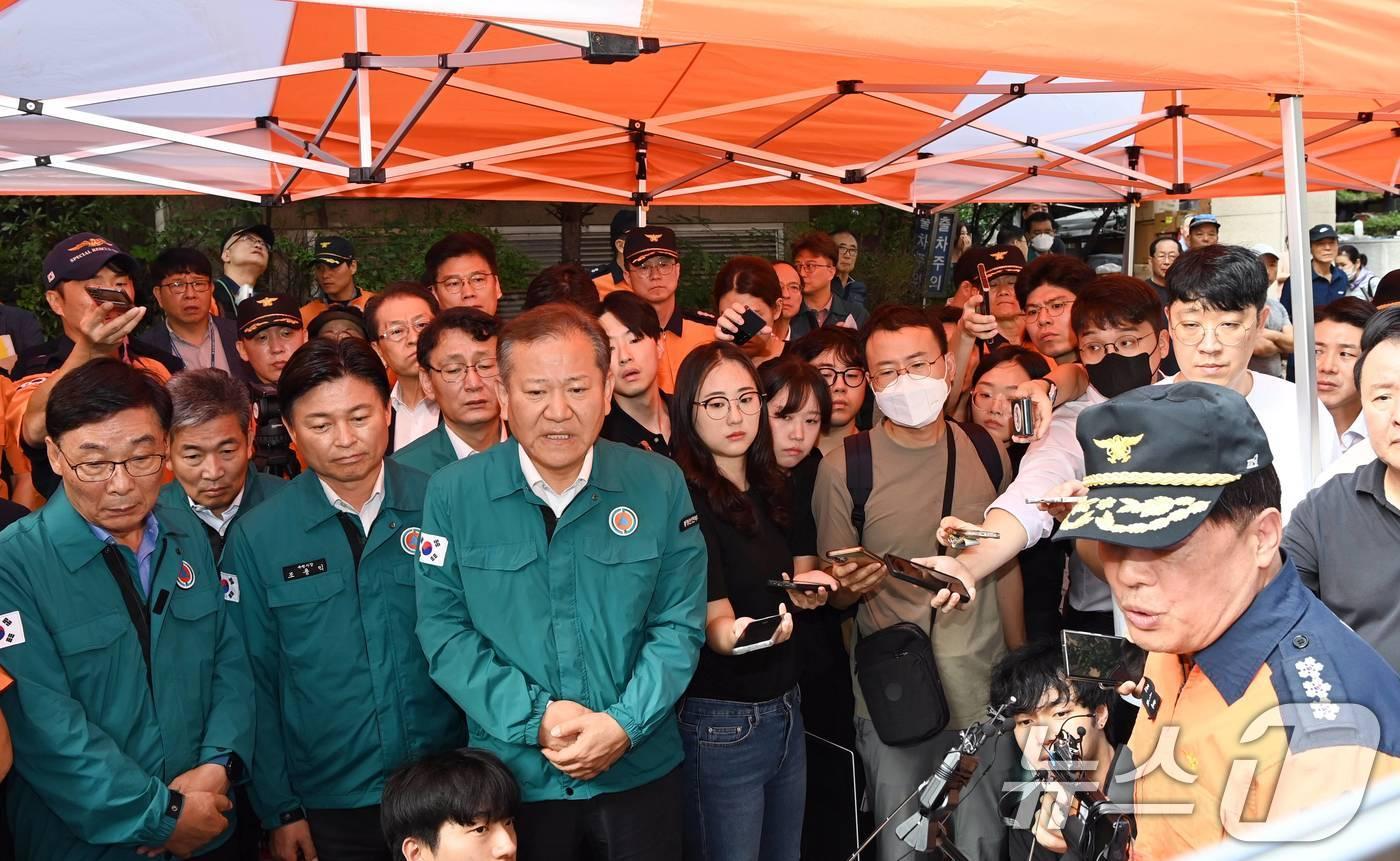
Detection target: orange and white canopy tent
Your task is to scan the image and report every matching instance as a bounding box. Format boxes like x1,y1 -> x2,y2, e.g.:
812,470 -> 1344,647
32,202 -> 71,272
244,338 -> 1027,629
0,0 -> 1396,212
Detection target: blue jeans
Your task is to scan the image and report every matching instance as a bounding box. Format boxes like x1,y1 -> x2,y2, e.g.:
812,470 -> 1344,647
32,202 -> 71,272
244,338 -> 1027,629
678,688 -> 806,861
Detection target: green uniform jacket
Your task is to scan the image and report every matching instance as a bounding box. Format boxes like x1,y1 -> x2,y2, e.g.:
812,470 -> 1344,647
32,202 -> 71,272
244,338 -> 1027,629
224,459 -> 468,826
0,488 -> 254,860
157,466 -> 287,550
391,421 -> 456,476
416,439 -> 707,801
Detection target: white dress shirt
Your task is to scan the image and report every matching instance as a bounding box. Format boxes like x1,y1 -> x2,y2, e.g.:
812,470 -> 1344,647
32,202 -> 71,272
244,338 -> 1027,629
189,487 -> 245,536
319,464 -> 386,535
446,422 -> 508,460
391,381 -> 440,452
1338,410 -> 1369,453
518,444 -> 593,518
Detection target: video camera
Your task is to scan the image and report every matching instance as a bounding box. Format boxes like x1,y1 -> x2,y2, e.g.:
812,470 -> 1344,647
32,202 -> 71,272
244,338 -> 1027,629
250,383 -> 300,480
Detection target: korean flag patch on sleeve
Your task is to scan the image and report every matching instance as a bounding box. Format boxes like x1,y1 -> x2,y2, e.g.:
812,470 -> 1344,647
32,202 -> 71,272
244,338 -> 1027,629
418,533 -> 450,567
0,611 -> 25,649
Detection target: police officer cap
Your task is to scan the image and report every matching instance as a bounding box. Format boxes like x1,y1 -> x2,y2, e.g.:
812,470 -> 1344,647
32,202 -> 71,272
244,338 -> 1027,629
237,293 -> 304,338
1056,382 -> 1273,550
623,226 -> 679,267
953,244 -> 1025,287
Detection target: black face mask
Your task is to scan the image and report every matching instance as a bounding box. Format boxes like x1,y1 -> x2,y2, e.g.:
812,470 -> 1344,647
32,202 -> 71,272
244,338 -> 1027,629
1086,351 -> 1154,398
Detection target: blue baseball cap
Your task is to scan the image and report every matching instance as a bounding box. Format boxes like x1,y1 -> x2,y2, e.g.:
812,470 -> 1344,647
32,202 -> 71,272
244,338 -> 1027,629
1189,214 -> 1220,230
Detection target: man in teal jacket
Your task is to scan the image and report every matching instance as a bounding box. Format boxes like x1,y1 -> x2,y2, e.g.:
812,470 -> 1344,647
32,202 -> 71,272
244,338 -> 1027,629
416,304 -> 706,861
0,359 -> 253,860
224,337 -> 466,861
159,368 -> 285,561
393,306 -> 507,475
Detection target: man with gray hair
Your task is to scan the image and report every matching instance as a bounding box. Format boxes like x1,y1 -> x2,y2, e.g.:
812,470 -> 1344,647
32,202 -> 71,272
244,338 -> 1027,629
159,368 -> 286,559
415,304 -> 708,861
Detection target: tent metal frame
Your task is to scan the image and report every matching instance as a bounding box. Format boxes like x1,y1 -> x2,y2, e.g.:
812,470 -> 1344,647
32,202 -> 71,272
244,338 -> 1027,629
4,10 -> 1399,485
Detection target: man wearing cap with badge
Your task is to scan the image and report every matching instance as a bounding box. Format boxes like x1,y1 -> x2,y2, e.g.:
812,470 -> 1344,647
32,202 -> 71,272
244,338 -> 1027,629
620,225 -> 716,393
1185,213 -> 1220,250
416,304 -> 707,861
951,244 -> 1031,368
236,294 -> 307,479
1022,382 -> 1400,858
0,358 -> 253,860
214,223 -> 274,318
589,209 -> 638,296
223,337 -> 466,861
1281,224 -> 1352,316
308,305 -> 369,342
300,235 -> 373,326
15,232 -> 183,499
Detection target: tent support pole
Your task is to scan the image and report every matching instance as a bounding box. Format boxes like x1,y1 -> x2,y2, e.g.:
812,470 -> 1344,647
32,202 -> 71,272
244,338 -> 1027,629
355,8 -> 373,169
1172,90 -> 1185,187
1280,94 -> 1320,485
1123,198 -> 1137,274
635,131 -> 648,227
276,72 -> 359,199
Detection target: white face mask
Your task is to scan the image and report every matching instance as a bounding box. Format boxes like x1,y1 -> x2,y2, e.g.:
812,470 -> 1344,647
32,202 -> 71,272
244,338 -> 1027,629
874,372 -> 950,429
1031,233 -> 1055,253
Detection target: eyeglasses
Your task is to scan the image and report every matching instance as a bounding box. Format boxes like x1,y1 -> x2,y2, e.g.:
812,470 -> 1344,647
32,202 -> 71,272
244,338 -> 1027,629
234,235 -> 267,251
159,278 -> 212,295
435,273 -> 495,296
428,359 -> 499,383
1080,333 -> 1155,359
693,391 -> 764,421
795,262 -> 834,274
818,366 -> 867,388
869,356 -> 944,391
837,245 -> 858,256
970,390 -> 1008,409
1022,299 -> 1074,321
58,448 -> 166,482
1171,320 -> 1253,347
379,319 -> 430,343
628,259 -> 677,277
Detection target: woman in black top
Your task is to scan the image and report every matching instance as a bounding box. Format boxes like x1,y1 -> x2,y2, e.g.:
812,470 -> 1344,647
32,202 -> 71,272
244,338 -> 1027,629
671,343 -> 836,861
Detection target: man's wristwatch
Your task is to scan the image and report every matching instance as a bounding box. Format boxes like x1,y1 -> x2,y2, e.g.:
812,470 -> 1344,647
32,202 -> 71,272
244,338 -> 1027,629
164,790 -> 185,822
278,807 -> 308,826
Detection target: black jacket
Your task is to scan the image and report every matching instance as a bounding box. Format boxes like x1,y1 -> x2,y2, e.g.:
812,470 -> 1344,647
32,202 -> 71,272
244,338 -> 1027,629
136,315 -> 252,383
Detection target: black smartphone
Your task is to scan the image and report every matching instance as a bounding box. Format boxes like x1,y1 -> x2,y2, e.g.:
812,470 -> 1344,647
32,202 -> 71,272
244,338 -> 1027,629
1061,630 -> 1146,688
1012,396 -> 1035,438
826,546 -> 885,567
86,286 -> 134,311
767,579 -> 825,593
977,262 -> 992,315
883,553 -> 970,600
732,613 -> 785,655
732,308 -> 768,346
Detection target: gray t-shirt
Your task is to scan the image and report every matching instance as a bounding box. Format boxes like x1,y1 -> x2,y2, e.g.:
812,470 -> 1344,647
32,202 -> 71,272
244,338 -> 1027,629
1282,459 -> 1400,674
812,421 -> 1011,727
1248,297 -> 1291,378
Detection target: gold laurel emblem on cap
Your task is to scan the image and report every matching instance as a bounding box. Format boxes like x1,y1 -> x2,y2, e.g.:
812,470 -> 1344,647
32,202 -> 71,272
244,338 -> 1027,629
1093,433 -> 1144,464
319,241 -> 331,248
256,297 -> 277,307
644,233 -> 663,242
991,251 -> 1008,261
67,237 -> 109,252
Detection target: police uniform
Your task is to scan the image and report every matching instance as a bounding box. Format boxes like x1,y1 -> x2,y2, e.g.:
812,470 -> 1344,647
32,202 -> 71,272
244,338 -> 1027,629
615,226 -> 716,394
158,466 -> 287,560
1056,382 -> 1400,859
299,236 -> 374,326
415,438 -> 707,857
0,490 -> 253,860
222,458 -> 467,853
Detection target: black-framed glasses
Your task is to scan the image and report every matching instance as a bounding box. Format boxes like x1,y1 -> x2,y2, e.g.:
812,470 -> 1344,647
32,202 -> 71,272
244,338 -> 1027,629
158,278 -> 212,295
694,391 -> 764,421
818,366 -> 867,388
57,448 -> 166,482
428,359 -> 500,383
795,261 -> 834,274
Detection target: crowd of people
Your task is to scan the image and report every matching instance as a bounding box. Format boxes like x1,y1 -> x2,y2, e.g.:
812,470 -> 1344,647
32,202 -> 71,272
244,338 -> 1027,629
0,203 -> 1397,861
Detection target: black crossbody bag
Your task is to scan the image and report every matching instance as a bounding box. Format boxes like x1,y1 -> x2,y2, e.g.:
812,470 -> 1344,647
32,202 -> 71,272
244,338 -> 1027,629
848,426 -> 962,746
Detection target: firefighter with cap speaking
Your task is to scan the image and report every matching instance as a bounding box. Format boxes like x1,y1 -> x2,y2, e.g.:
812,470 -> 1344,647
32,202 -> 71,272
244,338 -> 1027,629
1030,382 -> 1400,857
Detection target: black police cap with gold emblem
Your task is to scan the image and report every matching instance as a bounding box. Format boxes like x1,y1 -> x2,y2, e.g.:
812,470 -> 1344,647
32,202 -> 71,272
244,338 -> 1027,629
236,293 -> 303,339
1055,382 -> 1273,549
953,244 -> 1026,287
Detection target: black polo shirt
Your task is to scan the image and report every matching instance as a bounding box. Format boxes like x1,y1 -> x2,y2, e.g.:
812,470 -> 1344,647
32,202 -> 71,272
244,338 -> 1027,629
686,483 -> 800,703
600,395 -> 672,457
1283,457 -> 1400,672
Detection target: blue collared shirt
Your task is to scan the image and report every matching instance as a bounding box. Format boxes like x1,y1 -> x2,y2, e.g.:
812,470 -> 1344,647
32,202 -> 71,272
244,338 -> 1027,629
87,514 -> 161,598
1281,263 -> 1350,315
